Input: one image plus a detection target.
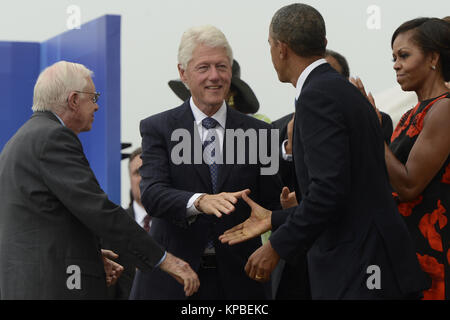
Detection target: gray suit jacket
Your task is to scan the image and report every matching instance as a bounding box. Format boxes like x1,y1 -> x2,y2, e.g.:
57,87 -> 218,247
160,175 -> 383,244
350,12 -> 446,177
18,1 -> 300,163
0,111 -> 164,299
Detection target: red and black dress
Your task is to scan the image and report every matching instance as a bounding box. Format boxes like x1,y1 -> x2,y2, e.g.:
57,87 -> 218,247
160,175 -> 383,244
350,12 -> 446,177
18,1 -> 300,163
390,92 -> 450,300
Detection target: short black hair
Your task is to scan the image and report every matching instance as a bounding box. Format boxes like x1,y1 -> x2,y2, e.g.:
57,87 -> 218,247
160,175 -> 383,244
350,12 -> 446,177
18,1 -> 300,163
392,17 -> 450,81
325,49 -> 350,78
270,3 -> 326,57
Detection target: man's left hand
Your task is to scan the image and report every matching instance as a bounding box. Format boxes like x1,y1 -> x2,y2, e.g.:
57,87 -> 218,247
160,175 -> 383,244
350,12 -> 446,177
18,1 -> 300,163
101,249 -> 124,287
245,241 -> 280,283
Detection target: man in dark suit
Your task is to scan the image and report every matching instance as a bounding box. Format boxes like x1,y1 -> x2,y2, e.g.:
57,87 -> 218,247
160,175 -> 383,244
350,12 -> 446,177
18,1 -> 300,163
220,4 -> 429,299
270,48 -> 395,299
269,48 -> 354,300
130,25 -> 282,300
0,61 -> 199,299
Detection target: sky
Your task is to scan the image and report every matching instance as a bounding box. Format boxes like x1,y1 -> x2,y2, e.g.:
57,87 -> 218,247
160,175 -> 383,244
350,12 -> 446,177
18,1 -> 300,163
1,0 -> 448,206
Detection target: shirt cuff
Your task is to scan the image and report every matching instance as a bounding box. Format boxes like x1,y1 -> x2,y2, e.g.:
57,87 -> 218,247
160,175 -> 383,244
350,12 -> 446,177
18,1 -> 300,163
186,193 -> 205,217
155,251 -> 167,268
281,140 -> 293,162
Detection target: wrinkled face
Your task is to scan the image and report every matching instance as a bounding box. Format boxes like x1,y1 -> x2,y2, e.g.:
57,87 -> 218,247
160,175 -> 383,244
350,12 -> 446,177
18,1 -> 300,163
129,154 -> 142,205
76,77 -> 99,132
392,31 -> 434,92
179,44 -> 232,113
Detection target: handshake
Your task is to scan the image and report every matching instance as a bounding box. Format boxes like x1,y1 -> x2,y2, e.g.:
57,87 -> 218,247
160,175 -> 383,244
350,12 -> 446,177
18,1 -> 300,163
103,187 -> 297,296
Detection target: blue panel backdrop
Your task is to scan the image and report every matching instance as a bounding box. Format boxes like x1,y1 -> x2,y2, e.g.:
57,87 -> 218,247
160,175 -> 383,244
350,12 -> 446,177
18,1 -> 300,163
0,42 -> 40,149
0,15 -> 121,204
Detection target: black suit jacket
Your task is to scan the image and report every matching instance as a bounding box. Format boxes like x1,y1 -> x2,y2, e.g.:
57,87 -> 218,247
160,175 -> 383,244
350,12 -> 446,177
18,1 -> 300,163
130,101 -> 282,299
272,109 -> 393,192
269,64 -> 429,299
0,112 -> 165,299
271,113 -> 297,192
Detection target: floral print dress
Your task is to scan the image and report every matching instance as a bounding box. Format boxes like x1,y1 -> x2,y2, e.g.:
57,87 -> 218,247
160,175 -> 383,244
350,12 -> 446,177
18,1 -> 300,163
390,92 -> 450,300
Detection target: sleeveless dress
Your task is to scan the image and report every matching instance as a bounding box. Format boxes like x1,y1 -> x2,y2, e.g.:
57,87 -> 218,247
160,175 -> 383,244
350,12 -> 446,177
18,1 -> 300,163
389,92 -> 450,300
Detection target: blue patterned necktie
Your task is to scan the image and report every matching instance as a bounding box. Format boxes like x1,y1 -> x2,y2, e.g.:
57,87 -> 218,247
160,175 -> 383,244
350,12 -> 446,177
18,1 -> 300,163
202,117 -> 219,194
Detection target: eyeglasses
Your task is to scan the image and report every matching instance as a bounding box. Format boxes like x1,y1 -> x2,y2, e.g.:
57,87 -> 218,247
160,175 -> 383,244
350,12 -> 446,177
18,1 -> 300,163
74,91 -> 101,103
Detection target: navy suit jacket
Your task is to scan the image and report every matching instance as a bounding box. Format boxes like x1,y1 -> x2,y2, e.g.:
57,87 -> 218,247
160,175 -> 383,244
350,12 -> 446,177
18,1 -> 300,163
130,101 -> 282,299
269,64 -> 429,299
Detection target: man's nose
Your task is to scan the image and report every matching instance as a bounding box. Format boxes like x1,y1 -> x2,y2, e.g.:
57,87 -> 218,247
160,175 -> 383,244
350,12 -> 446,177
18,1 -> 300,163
208,66 -> 220,80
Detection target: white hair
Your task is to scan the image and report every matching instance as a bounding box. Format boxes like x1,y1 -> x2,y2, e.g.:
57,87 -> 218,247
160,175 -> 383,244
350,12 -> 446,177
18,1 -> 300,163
32,61 -> 93,113
178,25 -> 233,70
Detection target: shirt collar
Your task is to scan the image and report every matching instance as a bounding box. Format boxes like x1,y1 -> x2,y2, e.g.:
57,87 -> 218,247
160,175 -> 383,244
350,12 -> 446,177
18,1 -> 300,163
295,58 -> 327,100
51,112 -> 66,126
189,97 -> 227,129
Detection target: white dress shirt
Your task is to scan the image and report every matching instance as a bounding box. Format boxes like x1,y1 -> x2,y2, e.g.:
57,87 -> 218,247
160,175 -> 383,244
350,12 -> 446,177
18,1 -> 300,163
133,201 -> 152,229
186,97 -> 227,216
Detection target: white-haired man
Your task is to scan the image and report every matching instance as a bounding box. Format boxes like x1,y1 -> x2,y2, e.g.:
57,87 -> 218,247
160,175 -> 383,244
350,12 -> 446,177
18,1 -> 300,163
0,61 -> 199,299
130,25 -> 282,300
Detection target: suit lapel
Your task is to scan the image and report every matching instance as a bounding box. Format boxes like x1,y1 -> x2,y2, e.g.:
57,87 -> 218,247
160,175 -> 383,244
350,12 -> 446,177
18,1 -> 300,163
172,101 -> 213,191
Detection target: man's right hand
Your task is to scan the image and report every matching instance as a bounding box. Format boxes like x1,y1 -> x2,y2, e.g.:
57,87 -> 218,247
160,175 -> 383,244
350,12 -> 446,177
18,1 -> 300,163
195,189 -> 251,218
159,252 -> 200,297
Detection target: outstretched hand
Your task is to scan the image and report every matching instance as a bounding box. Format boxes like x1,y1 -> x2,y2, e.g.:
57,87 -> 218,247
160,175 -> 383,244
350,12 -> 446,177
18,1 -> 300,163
219,192 -> 272,245
195,189 -> 251,218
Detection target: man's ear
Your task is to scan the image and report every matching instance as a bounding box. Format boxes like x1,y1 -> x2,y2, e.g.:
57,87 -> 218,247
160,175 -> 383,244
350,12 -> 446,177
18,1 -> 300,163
178,64 -> 187,83
279,41 -> 288,60
67,91 -> 79,112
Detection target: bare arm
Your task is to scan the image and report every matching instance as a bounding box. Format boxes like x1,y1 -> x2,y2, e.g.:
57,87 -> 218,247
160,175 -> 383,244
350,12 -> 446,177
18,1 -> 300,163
386,99 -> 450,201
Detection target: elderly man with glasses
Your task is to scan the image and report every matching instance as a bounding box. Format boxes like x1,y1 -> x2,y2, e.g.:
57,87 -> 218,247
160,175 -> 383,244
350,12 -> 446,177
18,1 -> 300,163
0,60 -> 200,299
